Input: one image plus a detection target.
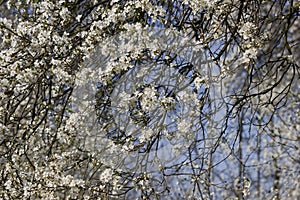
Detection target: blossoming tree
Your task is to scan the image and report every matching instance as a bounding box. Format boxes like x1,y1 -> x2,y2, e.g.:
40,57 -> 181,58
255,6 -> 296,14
0,0 -> 299,199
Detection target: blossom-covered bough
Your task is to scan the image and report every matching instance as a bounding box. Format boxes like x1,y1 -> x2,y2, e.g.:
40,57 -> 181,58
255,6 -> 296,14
0,0 -> 299,199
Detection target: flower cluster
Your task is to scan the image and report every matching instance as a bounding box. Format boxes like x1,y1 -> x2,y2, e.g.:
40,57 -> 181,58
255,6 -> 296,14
1,0 -> 299,199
